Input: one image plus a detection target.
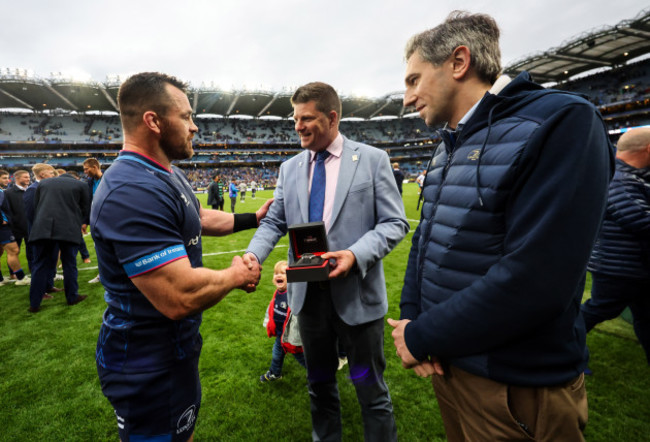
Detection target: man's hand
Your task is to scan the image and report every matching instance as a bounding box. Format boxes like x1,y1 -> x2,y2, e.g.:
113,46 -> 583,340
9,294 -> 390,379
241,253 -> 262,292
387,318 -> 445,377
81,224 -> 88,235
321,250 -> 356,278
232,255 -> 260,293
255,198 -> 274,225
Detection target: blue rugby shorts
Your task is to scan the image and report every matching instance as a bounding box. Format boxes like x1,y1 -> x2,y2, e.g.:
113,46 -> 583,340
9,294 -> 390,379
98,356 -> 201,441
0,225 -> 15,245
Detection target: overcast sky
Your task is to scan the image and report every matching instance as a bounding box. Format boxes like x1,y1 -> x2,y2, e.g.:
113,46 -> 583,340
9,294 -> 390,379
1,0 -> 647,96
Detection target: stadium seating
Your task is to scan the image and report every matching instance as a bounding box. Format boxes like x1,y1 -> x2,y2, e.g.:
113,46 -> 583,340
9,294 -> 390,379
2,56 -> 650,188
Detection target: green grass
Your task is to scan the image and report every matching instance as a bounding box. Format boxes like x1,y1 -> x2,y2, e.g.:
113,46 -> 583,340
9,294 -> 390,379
0,183 -> 648,441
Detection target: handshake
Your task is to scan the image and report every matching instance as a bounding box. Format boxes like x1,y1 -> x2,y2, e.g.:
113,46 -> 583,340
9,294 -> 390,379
229,252 -> 263,293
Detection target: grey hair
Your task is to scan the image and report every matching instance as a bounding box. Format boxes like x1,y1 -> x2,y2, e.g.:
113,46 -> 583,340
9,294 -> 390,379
405,10 -> 502,84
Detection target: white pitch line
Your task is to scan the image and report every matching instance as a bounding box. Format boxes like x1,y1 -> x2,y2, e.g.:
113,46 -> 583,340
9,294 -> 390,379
202,244 -> 288,257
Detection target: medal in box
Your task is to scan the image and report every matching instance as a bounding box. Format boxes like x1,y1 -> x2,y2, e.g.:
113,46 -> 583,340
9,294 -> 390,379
286,221 -> 330,282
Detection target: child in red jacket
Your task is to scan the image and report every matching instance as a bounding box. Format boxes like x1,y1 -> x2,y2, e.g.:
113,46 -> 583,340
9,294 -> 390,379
260,261 -> 306,382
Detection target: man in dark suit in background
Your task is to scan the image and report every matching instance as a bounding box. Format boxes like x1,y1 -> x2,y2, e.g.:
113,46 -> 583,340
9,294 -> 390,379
392,162 -> 405,195
207,174 -> 224,210
28,170 -> 90,312
23,164 -> 58,292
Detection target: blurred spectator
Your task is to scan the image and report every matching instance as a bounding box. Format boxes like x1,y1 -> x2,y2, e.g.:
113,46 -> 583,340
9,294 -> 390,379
582,127 -> 650,365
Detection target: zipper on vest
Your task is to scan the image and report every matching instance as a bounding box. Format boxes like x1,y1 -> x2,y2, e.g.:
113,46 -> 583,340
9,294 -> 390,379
417,133 -> 456,292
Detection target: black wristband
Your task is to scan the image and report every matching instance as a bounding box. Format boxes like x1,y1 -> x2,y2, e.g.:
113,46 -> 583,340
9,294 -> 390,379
233,213 -> 258,232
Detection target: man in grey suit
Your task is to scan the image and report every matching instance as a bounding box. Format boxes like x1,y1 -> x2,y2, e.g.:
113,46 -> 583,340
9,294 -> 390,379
246,82 -> 408,441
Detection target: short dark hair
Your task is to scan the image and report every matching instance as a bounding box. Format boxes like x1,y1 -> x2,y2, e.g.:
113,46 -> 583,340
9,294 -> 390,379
405,11 -> 501,85
0,169 -> 9,177
291,82 -> 342,119
118,72 -> 188,132
83,158 -> 100,168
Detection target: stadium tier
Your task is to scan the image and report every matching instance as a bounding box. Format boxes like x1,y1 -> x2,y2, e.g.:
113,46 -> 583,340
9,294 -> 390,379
1,8 -> 650,181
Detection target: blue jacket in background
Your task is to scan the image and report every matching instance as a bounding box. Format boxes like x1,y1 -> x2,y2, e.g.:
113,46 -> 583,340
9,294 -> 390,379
588,158 -> 650,279
400,72 -> 615,387
229,182 -> 238,198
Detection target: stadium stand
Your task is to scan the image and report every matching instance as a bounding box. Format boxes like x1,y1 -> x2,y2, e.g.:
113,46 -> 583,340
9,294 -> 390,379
1,7 -> 649,188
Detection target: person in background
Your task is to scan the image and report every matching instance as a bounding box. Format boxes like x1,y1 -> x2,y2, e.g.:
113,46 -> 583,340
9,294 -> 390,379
229,178 -> 239,213
23,163 -> 59,293
83,158 -> 103,283
415,170 -> 425,194
0,169 -> 30,287
3,170 -> 31,281
260,260 -> 306,383
239,180 -> 247,202
582,127 -> 650,366
28,170 -> 90,312
392,162 -> 405,195
207,174 -> 223,210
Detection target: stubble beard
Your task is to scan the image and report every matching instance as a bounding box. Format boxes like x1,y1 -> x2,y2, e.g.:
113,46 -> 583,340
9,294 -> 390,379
160,120 -> 194,161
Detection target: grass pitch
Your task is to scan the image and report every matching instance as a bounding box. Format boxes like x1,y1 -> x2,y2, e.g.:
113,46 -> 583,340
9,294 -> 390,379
0,183 -> 648,441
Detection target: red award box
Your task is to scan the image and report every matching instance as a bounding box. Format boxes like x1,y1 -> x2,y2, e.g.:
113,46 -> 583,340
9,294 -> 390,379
286,221 -> 330,282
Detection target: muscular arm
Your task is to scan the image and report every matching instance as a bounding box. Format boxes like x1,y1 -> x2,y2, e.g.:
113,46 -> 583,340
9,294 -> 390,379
130,255 -> 259,321
199,207 -> 235,236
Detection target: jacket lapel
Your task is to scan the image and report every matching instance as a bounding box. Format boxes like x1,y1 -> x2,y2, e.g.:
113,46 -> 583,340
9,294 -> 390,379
330,138 -> 359,228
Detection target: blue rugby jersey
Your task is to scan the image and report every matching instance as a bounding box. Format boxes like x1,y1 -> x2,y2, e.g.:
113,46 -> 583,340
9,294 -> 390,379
0,189 -> 10,224
92,150 -> 203,373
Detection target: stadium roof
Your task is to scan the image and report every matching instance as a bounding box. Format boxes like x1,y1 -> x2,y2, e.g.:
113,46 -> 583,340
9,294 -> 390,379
0,73 -> 408,120
503,7 -> 650,84
1,7 -> 649,119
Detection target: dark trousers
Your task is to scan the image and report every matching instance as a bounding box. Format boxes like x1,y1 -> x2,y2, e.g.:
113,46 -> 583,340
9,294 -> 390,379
582,272 -> 650,363
297,282 -> 397,442
211,199 -> 225,211
26,239 -> 56,288
78,238 -> 90,260
29,240 -> 79,308
230,197 -> 236,213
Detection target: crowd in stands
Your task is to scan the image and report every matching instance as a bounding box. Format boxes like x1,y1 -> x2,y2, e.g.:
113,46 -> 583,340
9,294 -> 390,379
184,166 -> 279,190
0,114 -> 122,144
1,113 -> 436,146
2,59 -> 650,190
557,57 -> 650,107
192,117 -> 435,145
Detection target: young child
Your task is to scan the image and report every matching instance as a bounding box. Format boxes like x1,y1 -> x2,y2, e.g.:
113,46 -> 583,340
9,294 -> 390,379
260,261 -> 306,382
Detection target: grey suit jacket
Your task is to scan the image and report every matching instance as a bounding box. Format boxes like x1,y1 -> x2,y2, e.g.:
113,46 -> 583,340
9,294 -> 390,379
247,136 -> 409,325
